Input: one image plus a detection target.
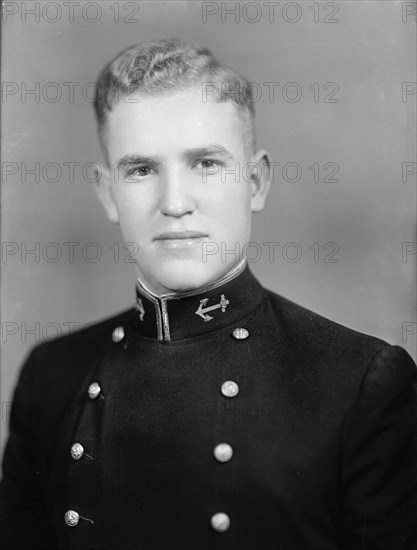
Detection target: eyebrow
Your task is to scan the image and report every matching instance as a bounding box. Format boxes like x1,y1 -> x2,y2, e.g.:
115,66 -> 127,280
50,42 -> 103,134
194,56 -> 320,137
116,145 -> 234,168
183,145 -> 234,163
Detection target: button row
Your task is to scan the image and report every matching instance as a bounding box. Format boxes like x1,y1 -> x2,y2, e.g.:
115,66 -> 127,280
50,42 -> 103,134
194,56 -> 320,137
64,508 -> 230,532
213,360 -> 240,533
73,378 -> 101,462
87,379 -> 238,401
70,440 -> 234,464
111,326 -> 249,344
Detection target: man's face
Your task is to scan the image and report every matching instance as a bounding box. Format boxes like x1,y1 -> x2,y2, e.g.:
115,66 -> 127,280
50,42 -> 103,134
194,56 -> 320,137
99,87 -> 268,295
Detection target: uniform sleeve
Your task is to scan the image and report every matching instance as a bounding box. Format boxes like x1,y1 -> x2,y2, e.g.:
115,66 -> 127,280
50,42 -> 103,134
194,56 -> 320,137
340,345 -> 417,550
0,347 -> 59,550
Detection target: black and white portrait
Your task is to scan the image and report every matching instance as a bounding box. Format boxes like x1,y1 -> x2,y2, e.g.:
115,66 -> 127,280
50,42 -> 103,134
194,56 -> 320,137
1,1 -> 416,549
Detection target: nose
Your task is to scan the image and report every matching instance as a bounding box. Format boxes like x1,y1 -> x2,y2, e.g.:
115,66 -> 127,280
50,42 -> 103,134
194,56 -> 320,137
158,167 -> 196,218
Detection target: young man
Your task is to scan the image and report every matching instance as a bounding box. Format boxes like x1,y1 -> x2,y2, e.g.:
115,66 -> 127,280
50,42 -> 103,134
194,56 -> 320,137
1,38 -> 416,550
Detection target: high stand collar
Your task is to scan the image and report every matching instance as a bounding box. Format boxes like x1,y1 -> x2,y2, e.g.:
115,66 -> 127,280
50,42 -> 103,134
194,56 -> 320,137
131,261 -> 264,342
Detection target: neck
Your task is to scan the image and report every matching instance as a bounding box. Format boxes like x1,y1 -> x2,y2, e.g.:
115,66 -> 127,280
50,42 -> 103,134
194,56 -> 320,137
136,258 -> 248,300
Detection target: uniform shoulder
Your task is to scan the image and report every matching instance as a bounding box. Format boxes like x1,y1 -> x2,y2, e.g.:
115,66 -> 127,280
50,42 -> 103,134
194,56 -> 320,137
32,307 -> 135,356
18,307 -> 135,390
262,288 -> 416,407
263,287 -> 392,360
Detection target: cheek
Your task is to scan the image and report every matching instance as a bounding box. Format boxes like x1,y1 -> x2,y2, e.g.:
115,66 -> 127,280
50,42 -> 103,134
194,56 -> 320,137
211,191 -> 252,236
209,173 -> 252,204
113,195 -> 149,236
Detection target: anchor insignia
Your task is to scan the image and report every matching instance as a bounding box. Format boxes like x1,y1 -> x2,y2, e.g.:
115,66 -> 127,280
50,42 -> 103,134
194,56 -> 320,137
195,294 -> 229,322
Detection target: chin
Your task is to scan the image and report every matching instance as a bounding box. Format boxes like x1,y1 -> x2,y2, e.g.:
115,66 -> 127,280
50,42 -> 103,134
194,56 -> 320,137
156,260 -> 224,294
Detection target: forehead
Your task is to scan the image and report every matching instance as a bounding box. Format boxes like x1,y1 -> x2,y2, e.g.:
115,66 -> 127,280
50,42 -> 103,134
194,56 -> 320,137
104,87 -> 246,160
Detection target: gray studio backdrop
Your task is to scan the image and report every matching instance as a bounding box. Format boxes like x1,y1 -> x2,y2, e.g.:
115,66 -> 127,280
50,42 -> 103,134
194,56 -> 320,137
1,0 -> 416,457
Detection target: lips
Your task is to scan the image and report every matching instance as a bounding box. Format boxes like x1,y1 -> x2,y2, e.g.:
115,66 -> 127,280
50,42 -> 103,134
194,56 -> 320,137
154,230 -> 209,251
154,230 -> 208,240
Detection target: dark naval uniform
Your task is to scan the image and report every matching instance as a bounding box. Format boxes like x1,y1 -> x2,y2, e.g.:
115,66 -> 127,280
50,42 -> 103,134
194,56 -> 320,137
1,263 -> 416,550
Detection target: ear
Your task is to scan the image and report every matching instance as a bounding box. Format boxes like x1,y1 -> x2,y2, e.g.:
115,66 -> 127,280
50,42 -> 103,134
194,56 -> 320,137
92,165 -> 120,224
249,149 -> 272,213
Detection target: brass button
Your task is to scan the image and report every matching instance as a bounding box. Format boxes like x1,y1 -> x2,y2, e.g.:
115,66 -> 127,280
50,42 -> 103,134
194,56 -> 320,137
232,327 -> 249,340
88,382 -> 101,400
214,443 -> 233,463
70,443 -> 84,461
221,381 -> 239,398
64,510 -> 80,527
112,326 -> 125,343
210,512 -> 230,532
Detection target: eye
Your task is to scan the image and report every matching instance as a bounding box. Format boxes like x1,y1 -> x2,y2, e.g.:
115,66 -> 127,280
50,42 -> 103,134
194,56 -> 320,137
196,159 -> 221,173
125,166 -> 153,179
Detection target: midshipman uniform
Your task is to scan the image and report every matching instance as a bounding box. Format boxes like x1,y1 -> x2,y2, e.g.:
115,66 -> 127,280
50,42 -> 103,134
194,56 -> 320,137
1,261 -> 416,549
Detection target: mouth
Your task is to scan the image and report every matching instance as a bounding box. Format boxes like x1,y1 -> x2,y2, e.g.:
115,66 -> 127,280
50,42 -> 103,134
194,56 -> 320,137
154,231 -> 209,250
